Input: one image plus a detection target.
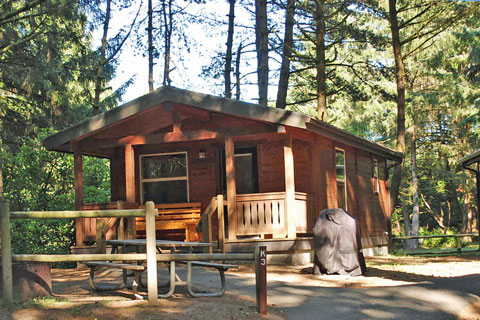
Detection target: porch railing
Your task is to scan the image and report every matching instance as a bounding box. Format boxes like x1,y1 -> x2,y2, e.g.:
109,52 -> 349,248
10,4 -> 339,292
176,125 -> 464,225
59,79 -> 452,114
235,191 -> 316,238
294,192 -> 316,233
199,191 -> 316,250
236,192 -> 288,237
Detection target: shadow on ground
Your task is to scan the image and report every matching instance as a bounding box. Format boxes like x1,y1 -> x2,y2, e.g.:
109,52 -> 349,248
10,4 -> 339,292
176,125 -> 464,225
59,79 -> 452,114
1,255 -> 479,320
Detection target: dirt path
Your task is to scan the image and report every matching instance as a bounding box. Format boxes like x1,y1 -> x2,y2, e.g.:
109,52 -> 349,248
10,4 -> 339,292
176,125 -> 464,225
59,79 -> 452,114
2,254 -> 480,320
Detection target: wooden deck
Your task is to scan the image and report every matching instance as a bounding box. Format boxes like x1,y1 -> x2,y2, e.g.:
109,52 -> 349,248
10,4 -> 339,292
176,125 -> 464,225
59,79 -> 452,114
80,191 -> 315,245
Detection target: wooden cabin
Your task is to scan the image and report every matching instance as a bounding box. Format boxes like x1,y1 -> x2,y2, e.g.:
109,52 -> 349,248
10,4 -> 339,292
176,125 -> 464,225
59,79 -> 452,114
43,86 -> 402,262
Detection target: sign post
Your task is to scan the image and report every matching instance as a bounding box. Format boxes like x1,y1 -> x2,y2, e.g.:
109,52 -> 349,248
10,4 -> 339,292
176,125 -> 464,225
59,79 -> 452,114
255,244 -> 267,315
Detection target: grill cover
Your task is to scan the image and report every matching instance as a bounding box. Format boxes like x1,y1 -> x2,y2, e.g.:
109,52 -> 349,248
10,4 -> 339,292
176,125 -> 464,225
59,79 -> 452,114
313,208 -> 366,276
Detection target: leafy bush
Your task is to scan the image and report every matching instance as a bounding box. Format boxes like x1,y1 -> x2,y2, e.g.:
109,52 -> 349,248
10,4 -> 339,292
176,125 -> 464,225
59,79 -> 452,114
2,130 -> 110,261
419,227 -> 459,248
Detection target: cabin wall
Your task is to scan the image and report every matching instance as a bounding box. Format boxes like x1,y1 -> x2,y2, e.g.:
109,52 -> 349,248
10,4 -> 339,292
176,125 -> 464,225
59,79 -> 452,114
318,138 -> 337,209
292,139 -> 312,193
289,132 -> 390,252
258,139 -> 285,193
344,145 -> 359,219
354,149 -> 389,249
107,125 -> 391,251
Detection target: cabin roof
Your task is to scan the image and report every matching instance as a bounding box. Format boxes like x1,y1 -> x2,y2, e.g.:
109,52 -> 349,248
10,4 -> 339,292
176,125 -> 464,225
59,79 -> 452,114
459,150 -> 480,168
43,86 -> 403,162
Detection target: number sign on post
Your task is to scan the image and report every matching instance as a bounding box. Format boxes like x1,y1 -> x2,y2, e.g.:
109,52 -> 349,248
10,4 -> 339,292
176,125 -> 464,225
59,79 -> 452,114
255,244 -> 267,315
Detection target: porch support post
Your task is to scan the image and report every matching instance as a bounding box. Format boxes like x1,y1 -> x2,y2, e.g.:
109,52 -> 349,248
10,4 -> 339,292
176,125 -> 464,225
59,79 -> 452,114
225,136 -> 237,240
73,144 -> 84,246
311,136 -> 320,227
217,194 -> 225,253
284,134 -> 296,239
125,144 -> 136,239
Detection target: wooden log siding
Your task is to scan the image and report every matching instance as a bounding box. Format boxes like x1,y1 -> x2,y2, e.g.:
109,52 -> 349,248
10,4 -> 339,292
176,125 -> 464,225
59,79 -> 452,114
355,149 -> 389,241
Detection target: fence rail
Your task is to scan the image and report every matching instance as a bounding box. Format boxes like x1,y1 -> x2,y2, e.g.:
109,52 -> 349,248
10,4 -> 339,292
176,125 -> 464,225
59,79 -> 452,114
392,233 -> 480,253
0,201 -> 266,313
10,209 -> 149,219
12,253 -> 255,263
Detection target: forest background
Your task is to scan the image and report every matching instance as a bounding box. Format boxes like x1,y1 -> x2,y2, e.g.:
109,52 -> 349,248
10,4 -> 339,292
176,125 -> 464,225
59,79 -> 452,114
0,0 -> 479,255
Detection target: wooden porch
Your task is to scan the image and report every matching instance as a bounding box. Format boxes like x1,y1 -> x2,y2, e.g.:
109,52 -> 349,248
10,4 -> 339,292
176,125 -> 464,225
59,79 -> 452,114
77,191 -> 315,252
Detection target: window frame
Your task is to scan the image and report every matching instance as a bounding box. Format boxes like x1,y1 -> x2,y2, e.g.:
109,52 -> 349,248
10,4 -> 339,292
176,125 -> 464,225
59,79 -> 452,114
139,151 -> 189,204
373,158 -> 380,194
335,148 -> 347,210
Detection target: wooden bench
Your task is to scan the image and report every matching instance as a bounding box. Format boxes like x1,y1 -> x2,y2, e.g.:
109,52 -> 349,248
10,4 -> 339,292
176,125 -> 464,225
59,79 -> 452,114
182,261 -> 239,297
136,203 -> 202,241
85,261 -> 146,300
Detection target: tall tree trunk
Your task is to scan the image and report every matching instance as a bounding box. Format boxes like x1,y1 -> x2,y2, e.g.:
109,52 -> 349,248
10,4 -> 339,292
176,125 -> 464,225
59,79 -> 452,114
445,158 -> 462,230
163,0 -> 172,86
276,0 -> 295,109
235,42 -> 242,100
0,138 -> 3,201
388,0 -> 407,215
148,0 -> 154,92
93,0 -> 111,115
407,124 -> 419,249
315,0 -> 327,121
463,188 -> 475,234
401,194 -> 411,238
225,0 -> 235,99
255,0 -> 268,106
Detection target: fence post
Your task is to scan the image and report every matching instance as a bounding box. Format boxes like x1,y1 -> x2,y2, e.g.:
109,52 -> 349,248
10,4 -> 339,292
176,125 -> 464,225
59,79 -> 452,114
255,244 -> 267,315
1,201 -> 13,302
456,236 -> 462,253
145,201 -> 158,303
95,219 -> 106,254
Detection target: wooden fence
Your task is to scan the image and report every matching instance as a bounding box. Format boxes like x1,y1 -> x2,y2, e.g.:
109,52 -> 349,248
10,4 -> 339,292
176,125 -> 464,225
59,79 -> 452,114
392,233 -> 480,253
0,200 -> 267,313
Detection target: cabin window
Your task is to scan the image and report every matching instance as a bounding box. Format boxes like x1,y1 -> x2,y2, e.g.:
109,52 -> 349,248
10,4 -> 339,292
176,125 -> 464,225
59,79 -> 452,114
140,152 -> 189,204
335,149 -> 347,210
373,159 -> 379,194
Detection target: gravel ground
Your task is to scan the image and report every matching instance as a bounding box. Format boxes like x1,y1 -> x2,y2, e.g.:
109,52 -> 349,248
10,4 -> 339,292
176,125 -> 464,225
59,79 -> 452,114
1,254 -> 480,320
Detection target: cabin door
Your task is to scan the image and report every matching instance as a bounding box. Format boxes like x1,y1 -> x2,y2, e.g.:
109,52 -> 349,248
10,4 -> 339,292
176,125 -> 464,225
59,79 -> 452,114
219,146 -> 259,195
219,146 -> 259,237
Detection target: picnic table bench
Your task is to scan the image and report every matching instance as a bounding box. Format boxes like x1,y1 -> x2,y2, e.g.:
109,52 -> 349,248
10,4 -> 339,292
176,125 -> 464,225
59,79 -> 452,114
85,261 -> 146,299
85,239 -> 238,299
180,260 -> 239,297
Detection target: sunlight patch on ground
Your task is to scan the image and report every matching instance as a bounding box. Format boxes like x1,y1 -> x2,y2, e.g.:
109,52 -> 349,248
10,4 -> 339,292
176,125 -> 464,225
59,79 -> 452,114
361,308 -> 396,318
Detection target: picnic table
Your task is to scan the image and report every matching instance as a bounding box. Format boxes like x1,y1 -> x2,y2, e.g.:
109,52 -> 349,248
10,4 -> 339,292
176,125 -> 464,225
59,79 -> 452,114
86,239 -> 237,299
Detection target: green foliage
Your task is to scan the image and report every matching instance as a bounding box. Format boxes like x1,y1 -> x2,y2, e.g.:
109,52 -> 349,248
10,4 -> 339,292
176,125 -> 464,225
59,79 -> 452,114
0,1 -> 119,259
287,0 -> 480,240
419,228 -> 458,249
2,130 -> 110,258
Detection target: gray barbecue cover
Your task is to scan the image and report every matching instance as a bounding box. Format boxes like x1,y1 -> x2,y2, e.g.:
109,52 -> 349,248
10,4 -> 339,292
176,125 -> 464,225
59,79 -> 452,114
313,208 -> 366,276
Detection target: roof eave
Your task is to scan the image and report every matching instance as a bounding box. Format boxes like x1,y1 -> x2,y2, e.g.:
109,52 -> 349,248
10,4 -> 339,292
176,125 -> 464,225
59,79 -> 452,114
459,149 -> 480,168
43,86 -> 309,151
306,119 -> 403,162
